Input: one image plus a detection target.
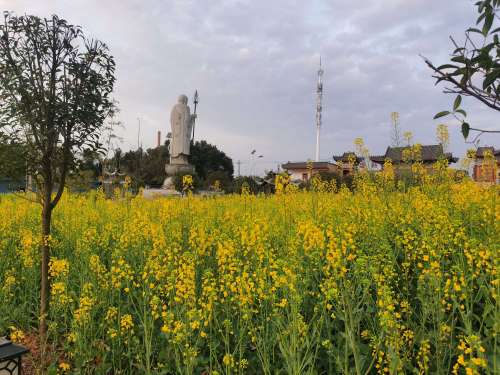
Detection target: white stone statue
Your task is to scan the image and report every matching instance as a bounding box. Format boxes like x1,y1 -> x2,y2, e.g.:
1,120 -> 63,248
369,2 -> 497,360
163,94 -> 197,191
169,94 -> 197,165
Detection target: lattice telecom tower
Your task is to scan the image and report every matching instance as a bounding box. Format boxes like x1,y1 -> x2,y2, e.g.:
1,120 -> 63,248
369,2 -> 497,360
315,57 -> 324,162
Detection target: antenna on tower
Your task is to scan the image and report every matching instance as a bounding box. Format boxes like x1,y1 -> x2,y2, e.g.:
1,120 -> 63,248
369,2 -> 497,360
315,56 -> 324,162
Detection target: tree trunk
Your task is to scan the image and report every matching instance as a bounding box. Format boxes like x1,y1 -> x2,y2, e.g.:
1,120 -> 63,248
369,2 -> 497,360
40,188 -> 52,339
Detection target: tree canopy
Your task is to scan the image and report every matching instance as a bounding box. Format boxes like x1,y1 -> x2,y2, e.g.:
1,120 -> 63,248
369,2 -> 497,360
0,133 -> 26,181
114,140 -> 234,190
0,12 -> 115,199
189,140 -> 234,180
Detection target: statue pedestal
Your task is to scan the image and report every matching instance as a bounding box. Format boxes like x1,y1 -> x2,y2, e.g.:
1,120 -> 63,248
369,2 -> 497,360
162,161 -> 195,191
164,163 -> 194,176
143,188 -> 180,199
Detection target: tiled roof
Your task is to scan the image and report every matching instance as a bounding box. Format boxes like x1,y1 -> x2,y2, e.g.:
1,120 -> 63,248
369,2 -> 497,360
371,144 -> 458,164
281,161 -> 337,170
332,152 -> 364,163
370,155 -> 386,163
476,146 -> 500,157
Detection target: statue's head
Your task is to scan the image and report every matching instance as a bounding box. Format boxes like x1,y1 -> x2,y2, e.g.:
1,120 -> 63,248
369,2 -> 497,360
177,94 -> 188,105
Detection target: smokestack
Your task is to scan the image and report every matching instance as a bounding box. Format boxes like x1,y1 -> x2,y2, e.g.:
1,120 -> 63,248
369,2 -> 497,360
157,131 -> 161,148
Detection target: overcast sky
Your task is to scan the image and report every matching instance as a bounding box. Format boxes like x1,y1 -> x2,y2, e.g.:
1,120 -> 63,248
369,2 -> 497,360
3,0 -> 500,174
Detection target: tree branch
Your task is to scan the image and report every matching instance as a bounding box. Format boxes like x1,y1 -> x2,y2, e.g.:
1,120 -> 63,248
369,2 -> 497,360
421,55 -> 500,112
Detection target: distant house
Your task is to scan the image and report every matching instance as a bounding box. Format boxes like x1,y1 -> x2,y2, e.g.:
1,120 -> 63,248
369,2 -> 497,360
0,180 -> 10,193
0,178 -> 25,193
370,144 -> 458,172
333,152 -> 364,176
281,161 -> 339,182
473,146 -> 500,184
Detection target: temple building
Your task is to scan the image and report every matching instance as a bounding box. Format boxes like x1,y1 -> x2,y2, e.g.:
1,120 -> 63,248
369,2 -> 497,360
333,152 -> 365,176
370,144 -> 458,172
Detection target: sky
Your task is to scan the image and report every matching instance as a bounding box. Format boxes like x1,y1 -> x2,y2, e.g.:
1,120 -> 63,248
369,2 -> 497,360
3,0 -> 500,174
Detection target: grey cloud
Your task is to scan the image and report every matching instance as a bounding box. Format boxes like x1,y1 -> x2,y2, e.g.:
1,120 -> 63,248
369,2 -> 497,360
2,0 -> 500,174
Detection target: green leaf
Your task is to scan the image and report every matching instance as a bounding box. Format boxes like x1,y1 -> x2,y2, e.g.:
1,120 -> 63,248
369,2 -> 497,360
467,27 -> 483,34
456,109 -> 467,117
477,12 -> 486,25
462,122 -> 470,139
451,56 -> 467,64
453,95 -> 462,110
483,70 -> 500,89
434,111 -> 450,119
483,12 -> 494,36
437,64 -> 458,70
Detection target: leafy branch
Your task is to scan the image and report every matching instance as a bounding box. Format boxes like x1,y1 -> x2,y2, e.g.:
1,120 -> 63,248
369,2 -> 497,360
432,94 -> 499,146
423,0 -> 500,143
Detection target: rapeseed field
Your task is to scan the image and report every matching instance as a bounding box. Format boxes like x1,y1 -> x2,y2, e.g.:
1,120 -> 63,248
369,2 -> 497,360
0,171 -> 498,374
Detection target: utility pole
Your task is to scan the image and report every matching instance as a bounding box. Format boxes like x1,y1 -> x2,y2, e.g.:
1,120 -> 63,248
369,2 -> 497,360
25,160 -> 31,192
137,117 -> 141,150
192,90 -> 199,141
137,117 -> 142,184
237,160 -> 241,177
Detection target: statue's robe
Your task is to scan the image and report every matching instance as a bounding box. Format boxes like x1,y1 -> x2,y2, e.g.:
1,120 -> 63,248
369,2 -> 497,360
170,103 -> 193,159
